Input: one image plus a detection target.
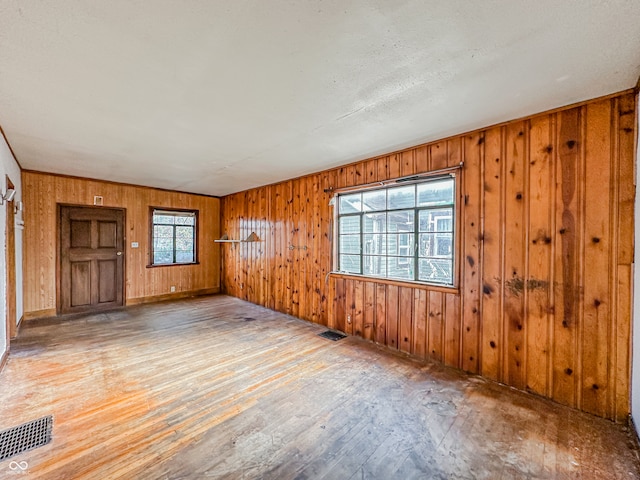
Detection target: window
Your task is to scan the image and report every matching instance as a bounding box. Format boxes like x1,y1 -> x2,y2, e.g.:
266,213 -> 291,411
336,176 -> 456,285
149,208 -> 198,266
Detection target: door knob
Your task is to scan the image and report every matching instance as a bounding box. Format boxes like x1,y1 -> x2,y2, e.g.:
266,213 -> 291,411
116,251 -> 123,256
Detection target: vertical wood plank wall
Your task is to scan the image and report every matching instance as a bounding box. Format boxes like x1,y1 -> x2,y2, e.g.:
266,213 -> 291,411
23,171 -> 221,317
221,91 -> 636,421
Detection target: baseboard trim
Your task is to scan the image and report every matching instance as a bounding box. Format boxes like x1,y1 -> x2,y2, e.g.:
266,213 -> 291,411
24,309 -> 57,321
126,288 -> 220,306
0,290 -> 215,372
630,415 -> 640,448
0,348 -> 8,373
23,289 -> 220,320
10,315 -> 24,339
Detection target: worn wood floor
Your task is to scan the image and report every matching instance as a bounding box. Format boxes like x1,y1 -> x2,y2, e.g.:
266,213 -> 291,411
0,295 -> 638,479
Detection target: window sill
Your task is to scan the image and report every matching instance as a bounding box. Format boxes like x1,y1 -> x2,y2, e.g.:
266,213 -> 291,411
328,271 -> 459,294
146,262 -> 200,268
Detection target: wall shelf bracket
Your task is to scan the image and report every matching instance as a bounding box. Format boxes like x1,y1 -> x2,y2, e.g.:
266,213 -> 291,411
215,232 -> 260,243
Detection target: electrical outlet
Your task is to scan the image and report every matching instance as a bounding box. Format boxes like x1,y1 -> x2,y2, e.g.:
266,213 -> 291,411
347,314 -> 352,324
170,286 -> 176,292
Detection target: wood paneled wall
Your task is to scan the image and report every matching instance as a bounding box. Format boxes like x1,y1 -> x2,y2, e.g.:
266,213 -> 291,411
23,172 -> 221,317
221,90 -> 636,421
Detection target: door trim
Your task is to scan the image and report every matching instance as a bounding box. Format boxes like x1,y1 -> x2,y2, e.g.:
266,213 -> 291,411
57,204 -> 126,315
5,176 -> 16,349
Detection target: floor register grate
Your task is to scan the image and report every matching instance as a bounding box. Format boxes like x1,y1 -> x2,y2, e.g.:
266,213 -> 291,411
318,330 -> 347,341
0,416 -> 53,461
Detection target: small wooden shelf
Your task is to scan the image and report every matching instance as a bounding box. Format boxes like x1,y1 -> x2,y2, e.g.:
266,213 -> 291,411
214,232 -> 260,243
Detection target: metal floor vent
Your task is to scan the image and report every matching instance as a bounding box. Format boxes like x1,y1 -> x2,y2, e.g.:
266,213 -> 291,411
0,416 -> 53,461
319,330 -> 347,341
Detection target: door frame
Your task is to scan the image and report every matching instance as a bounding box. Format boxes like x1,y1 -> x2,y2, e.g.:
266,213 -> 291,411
5,176 -> 16,346
56,203 -> 127,315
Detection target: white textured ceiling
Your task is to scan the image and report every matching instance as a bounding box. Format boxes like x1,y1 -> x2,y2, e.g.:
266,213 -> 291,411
0,1 -> 639,196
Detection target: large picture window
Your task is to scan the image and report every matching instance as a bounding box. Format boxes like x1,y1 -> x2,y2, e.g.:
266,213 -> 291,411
149,208 -> 198,266
336,176 -> 456,285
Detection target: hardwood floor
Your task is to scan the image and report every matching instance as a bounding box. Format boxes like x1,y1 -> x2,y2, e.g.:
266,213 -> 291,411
0,295 -> 638,479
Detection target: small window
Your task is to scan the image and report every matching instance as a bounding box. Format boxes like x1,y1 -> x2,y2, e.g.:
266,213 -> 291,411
149,208 -> 198,266
336,175 -> 456,286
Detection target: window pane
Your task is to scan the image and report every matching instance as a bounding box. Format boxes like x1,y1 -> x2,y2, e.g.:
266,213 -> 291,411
339,216 -> 360,234
176,225 -> 194,235
176,225 -> 194,239
154,238 -> 174,252
175,236 -> 194,253
387,210 -> 414,233
363,234 -> 386,255
154,251 -> 173,264
339,254 -> 360,274
363,213 -> 386,233
419,208 -> 453,232
417,178 -> 454,206
153,224 -> 175,266
387,185 -> 415,210
154,227 -> 174,252
339,193 -> 362,214
362,190 -> 386,212
387,256 -> 414,280
153,215 -> 175,224
339,234 -> 361,254
388,233 -> 414,256
419,258 -> 453,284
154,225 -> 173,238
363,256 -> 387,276
175,215 -> 195,225
419,232 -> 453,257
175,250 -> 194,263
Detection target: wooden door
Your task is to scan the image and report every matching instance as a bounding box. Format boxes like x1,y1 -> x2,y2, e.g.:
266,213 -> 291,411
59,206 -> 125,314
